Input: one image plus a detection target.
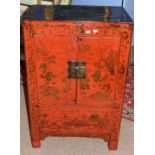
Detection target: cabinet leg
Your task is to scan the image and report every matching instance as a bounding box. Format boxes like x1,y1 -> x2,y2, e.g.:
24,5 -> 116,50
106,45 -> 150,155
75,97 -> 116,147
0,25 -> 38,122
108,140 -> 118,150
32,140 -> 41,148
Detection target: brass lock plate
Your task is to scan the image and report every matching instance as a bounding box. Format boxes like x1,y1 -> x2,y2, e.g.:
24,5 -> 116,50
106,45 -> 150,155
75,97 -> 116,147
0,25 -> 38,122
68,61 -> 86,79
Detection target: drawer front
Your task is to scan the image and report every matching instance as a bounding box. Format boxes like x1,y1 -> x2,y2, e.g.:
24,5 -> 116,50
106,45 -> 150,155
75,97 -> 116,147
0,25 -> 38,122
24,21 -> 131,37
28,21 -> 78,36
39,106 -> 113,136
78,22 -> 132,37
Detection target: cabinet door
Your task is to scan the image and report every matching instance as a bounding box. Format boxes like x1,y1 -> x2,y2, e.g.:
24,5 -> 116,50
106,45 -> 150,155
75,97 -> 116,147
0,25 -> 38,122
77,37 -> 121,106
34,37 -> 77,106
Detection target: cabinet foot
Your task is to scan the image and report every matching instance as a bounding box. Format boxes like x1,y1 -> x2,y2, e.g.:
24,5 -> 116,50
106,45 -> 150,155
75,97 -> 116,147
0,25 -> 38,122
108,140 -> 118,150
32,140 -> 41,148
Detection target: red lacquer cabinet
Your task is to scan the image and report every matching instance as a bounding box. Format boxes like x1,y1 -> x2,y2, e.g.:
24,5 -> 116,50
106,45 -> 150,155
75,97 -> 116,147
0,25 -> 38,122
23,5 -> 133,150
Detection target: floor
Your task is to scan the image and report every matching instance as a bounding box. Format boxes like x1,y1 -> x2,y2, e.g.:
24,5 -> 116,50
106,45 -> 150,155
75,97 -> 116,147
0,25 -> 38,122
20,85 -> 134,155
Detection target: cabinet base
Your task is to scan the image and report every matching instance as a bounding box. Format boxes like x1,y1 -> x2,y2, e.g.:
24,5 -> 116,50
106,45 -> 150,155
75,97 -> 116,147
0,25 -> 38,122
32,140 -> 41,148
108,140 -> 118,150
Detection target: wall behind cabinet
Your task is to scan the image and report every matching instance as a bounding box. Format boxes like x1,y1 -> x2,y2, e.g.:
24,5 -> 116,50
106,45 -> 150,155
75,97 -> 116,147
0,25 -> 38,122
123,0 -> 134,20
20,0 -> 38,5
72,0 -> 122,6
123,0 -> 134,45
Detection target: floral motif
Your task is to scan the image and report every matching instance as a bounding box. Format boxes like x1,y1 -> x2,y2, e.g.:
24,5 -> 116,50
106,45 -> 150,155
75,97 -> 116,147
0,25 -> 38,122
40,63 -> 47,70
90,92 -> 111,101
39,85 -> 60,100
80,79 -> 89,89
91,70 -> 101,82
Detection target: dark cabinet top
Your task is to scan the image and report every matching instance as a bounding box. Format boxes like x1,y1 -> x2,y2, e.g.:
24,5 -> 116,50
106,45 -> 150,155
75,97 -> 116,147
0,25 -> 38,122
22,5 -> 132,22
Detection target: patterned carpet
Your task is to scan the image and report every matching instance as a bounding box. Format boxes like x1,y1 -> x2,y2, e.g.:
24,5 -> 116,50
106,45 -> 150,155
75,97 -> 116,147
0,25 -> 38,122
122,66 -> 134,121
20,61 -> 134,121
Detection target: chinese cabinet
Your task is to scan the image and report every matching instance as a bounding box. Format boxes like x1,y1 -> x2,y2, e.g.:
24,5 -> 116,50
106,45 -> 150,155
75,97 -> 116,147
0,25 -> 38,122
22,5 -> 133,150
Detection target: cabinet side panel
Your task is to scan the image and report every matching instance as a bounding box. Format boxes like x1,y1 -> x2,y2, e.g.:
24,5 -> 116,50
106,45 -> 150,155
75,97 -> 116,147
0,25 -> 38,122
109,24 -> 133,149
23,21 -> 41,144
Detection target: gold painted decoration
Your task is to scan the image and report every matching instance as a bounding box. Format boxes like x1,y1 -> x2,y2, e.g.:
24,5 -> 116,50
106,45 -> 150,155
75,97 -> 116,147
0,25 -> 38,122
90,92 -> 111,101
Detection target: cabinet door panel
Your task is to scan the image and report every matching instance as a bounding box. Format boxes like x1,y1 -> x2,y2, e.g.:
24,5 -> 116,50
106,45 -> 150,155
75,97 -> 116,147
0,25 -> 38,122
77,37 -> 120,106
35,37 -> 77,106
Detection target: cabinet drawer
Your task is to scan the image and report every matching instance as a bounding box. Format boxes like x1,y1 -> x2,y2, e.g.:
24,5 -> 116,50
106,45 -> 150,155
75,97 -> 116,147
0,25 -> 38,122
39,106 -> 113,136
25,21 -> 78,36
78,22 -> 131,37
24,21 -> 131,37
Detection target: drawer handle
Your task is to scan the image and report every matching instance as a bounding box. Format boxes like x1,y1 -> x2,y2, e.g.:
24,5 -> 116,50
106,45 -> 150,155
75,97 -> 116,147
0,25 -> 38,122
92,29 -> 99,33
85,30 -> 91,34
68,61 -> 86,79
84,29 -> 99,34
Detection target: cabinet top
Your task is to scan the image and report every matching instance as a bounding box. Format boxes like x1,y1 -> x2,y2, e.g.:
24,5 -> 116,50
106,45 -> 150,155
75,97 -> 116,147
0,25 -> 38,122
22,5 -> 132,23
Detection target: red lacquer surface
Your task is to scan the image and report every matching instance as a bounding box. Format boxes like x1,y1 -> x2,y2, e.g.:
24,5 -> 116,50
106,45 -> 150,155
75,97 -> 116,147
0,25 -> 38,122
77,37 -> 120,106
35,37 -> 78,106
23,20 -> 133,150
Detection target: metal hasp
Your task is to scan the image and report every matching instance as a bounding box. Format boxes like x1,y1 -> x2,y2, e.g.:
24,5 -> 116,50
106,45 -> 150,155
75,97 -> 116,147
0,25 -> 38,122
68,61 -> 86,79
